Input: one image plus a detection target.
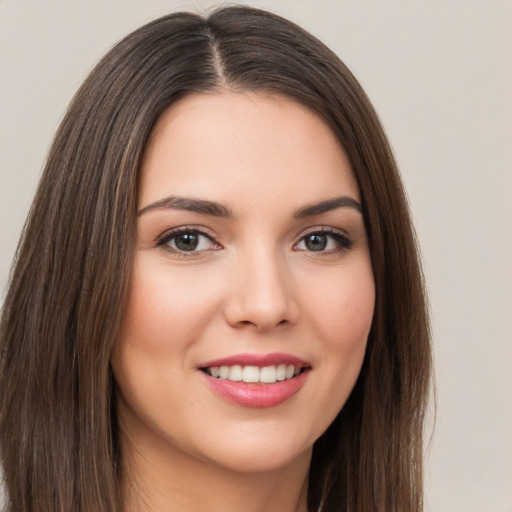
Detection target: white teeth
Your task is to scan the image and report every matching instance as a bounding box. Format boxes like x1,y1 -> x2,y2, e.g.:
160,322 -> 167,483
242,365 -> 260,383
228,365 -> 242,381
260,366 -> 277,383
207,364 -> 303,383
276,364 -> 287,381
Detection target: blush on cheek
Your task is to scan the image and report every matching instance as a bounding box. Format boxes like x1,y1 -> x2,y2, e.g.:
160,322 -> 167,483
122,266 -> 224,354
323,283 -> 374,327
311,290 -> 374,373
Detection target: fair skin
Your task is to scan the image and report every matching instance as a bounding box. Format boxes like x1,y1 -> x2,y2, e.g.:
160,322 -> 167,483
111,91 -> 375,512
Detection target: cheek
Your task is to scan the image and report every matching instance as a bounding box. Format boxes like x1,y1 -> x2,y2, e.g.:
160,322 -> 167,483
290,259 -> 374,438
305,263 -> 375,349
120,257 -> 223,353
111,258 -> 224,431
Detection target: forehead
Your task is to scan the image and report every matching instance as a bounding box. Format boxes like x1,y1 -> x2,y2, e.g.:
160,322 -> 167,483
139,91 -> 360,210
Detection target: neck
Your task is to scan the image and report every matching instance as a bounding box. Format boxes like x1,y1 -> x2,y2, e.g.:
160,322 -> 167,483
119,427 -> 311,512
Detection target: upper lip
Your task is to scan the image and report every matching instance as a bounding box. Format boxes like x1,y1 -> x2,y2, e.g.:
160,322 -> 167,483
198,352 -> 310,369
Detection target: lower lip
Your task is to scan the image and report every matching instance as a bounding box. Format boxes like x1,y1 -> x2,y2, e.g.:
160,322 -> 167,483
201,370 -> 309,408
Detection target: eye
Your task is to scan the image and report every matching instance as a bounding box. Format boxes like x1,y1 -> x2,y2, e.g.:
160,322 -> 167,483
157,229 -> 220,253
294,229 -> 352,252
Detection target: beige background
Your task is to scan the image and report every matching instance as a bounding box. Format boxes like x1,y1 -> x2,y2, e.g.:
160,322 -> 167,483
1,1 -> 511,511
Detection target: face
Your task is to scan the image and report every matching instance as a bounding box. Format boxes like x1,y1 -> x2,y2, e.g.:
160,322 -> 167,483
112,91 -> 375,475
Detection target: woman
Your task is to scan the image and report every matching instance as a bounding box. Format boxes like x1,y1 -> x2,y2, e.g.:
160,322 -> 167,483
0,6 -> 431,512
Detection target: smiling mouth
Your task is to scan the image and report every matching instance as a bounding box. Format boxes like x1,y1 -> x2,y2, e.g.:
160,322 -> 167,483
199,357 -> 311,407
201,364 -> 308,384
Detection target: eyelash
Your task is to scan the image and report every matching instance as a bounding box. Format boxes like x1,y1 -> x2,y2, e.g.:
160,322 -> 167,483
156,226 -> 353,256
156,227 -> 219,258
294,227 -> 353,253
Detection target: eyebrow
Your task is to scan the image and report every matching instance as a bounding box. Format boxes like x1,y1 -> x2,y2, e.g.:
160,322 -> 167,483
138,194 -> 362,218
138,196 -> 233,217
294,196 -> 363,217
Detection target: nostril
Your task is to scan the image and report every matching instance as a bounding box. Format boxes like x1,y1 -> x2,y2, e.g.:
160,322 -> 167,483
223,288 -> 299,330
234,318 -> 290,330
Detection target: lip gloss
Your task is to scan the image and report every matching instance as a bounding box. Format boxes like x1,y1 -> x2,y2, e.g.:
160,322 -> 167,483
200,370 -> 309,408
198,352 -> 310,408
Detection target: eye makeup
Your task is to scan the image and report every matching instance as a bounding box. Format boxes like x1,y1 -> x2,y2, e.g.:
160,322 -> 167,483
293,226 -> 353,253
156,226 -> 221,257
154,223 -> 354,260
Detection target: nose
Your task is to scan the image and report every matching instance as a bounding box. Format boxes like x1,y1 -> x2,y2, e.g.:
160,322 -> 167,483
223,248 -> 299,331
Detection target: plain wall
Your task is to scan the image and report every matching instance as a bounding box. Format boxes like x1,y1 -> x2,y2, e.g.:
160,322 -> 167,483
1,1 -> 511,511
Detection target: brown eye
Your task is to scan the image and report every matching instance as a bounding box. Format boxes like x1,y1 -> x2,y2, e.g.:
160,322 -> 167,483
157,229 -> 220,254
304,234 -> 327,251
174,233 -> 200,251
295,230 -> 353,253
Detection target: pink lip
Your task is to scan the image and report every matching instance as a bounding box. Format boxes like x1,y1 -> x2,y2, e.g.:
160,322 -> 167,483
197,352 -> 311,408
200,370 -> 309,408
199,352 -> 309,369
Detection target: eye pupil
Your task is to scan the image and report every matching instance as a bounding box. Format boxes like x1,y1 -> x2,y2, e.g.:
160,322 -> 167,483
175,233 -> 199,251
305,234 -> 327,251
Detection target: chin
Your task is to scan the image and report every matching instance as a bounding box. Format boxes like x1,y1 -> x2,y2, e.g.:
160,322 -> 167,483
204,441 -> 312,475
183,421 -> 316,475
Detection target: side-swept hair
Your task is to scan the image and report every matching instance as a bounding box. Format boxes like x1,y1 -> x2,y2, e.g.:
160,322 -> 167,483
0,6 -> 431,512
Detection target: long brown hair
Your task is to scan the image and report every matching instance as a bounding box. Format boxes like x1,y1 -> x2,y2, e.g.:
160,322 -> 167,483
0,6 -> 431,512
